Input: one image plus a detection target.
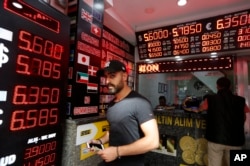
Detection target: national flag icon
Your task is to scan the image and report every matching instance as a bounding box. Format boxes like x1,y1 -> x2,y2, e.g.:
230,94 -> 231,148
81,9 -> 93,23
87,83 -> 98,93
0,27 -> 13,41
91,24 -> 101,37
68,67 -> 73,79
0,91 -> 7,101
88,65 -> 98,76
77,53 -> 90,66
76,72 -> 89,84
67,85 -> 72,97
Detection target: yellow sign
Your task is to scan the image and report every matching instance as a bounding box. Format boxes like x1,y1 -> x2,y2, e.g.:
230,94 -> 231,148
80,120 -> 109,160
156,115 -> 206,129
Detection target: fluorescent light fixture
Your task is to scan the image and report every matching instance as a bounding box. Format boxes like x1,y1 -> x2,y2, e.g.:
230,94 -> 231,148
210,52 -> 218,58
177,0 -> 187,6
12,2 -> 23,9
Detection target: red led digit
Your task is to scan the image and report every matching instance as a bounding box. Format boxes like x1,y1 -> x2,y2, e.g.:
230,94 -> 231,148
52,63 -> 61,79
10,110 -> 25,131
16,55 -> 29,75
238,14 -> 248,26
26,109 -> 37,129
33,36 -> 43,54
39,144 -> 45,155
224,17 -> 231,29
50,88 -> 59,104
49,108 -> 58,125
51,141 -> 57,150
31,146 -> 39,158
54,44 -> 63,60
42,61 -> 52,78
172,28 -> 178,37
28,87 -> 39,104
30,58 -> 42,76
13,85 -> 27,104
216,19 -> 224,30
24,147 -> 32,159
39,109 -> 49,126
19,30 -> 32,51
183,26 -> 189,35
231,16 -> 239,27
40,87 -> 50,104
44,40 -> 53,58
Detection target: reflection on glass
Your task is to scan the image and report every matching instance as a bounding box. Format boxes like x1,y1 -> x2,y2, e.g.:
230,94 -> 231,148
138,70 -> 234,110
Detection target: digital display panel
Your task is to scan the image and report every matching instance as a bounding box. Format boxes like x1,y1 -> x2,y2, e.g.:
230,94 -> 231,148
0,0 -> 70,165
137,56 -> 233,74
136,9 -> 250,59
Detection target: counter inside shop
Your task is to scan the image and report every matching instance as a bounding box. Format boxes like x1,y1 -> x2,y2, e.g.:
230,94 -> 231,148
145,109 -> 208,166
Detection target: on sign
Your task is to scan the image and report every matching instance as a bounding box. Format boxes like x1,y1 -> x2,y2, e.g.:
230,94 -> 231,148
139,64 -> 159,73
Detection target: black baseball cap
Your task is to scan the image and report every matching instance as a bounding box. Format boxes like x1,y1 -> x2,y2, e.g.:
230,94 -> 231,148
97,60 -> 127,76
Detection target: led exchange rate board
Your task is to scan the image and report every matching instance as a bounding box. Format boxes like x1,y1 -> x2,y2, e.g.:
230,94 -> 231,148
0,0 -> 70,165
136,9 -> 250,59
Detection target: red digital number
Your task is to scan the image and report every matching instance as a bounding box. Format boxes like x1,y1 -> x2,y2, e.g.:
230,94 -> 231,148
23,153 -> 56,166
36,153 -> 56,166
217,14 -> 250,29
172,23 -> 202,37
16,54 -> 61,79
24,141 -> 57,159
143,29 -> 169,42
12,85 -> 60,105
18,30 -> 63,60
10,108 -> 58,131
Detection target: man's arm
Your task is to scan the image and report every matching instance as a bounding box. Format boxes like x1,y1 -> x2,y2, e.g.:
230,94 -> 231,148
97,119 -> 159,162
115,118 -> 159,156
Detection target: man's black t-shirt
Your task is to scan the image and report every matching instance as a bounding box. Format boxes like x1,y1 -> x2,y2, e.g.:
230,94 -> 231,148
104,90 -> 154,166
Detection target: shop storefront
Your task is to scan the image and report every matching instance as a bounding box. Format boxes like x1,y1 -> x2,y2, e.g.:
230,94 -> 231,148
137,55 -> 250,165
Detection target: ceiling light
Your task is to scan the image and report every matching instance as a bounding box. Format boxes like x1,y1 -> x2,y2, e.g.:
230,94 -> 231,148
177,0 -> 187,6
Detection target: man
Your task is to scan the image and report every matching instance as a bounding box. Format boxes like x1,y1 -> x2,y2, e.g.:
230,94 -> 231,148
198,77 -> 249,166
91,60 -> 159,166
155,96 -> 167,109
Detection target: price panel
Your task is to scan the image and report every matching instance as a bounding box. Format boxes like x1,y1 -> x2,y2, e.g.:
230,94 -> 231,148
0,0 -> 70,165
136,9 -> 250,59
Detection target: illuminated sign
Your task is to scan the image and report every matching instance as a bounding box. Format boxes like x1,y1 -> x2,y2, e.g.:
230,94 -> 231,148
136,9 -> 250,59
137,56 -> 233,74
0,0 -> 69,165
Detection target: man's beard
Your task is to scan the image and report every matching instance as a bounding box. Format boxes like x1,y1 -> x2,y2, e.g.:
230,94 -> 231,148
107,82 -> 123,94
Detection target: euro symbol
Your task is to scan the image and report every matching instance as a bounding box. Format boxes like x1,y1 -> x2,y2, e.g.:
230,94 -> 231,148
0,43 -> 9,68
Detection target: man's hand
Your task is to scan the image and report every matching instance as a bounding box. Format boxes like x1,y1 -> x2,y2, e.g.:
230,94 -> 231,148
97,146 -> 118,162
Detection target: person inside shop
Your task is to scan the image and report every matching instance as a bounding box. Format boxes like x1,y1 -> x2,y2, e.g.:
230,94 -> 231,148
155,96 -> 167,109
89,60 -> 159,166
195,76 -> 250,166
